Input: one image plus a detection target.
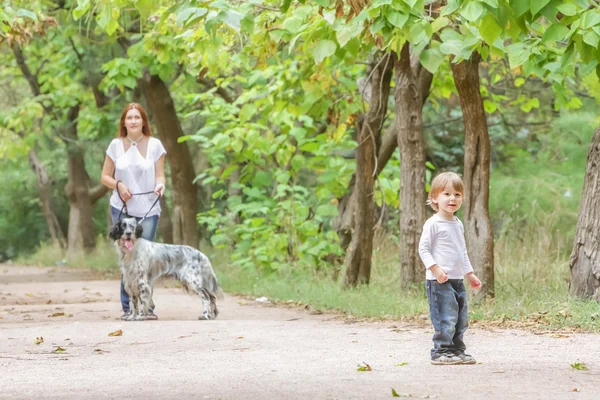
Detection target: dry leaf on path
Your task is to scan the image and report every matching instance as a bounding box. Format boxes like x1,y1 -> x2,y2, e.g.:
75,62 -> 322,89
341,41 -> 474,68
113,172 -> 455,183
25,293 -> 33,297
34,337 -> 44,345
357,362 -> 372,372
54,346 -> 66,353
551,334 -> 569,338
395,362 -> 408,367
108,329 -> 123,337
49,312 -> 65,317
570,388 -> 581,392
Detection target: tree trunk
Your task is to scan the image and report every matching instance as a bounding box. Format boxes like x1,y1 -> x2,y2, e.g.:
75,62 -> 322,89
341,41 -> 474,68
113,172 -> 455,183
450,53 -> 495,299
344,52 -> 395,287
569,127 -> 600,300
334,54 -> 433,270
62,105 -> 97,255
140,71 -> 199,247
28,148 -> 66,249
158,196 -> 174,244
395,43 -> 428,287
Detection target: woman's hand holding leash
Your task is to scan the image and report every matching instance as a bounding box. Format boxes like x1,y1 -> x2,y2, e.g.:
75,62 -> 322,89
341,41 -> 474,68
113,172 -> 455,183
154,183 -> 165,197
116,181 -> 133,201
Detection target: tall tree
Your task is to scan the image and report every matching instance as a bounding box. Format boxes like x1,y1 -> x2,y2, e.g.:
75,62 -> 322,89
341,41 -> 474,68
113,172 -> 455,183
139,71 -> 199,247
569,127 -> 600,300
344,51 -> 395,286
450,53 -> 495,298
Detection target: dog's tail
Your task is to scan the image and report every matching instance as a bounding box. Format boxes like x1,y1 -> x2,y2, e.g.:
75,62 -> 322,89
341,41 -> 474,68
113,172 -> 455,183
210,273 -> 225,301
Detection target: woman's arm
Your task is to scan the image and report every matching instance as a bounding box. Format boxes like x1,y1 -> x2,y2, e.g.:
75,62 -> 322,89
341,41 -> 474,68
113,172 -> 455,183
101,155 -> 132,201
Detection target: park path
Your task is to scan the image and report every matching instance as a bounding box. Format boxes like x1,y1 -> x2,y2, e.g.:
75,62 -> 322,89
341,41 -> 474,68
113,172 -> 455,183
0,264 -> 599,400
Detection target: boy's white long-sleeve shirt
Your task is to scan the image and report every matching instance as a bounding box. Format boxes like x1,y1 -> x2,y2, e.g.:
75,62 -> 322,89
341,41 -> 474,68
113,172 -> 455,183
418,214 -> 474,280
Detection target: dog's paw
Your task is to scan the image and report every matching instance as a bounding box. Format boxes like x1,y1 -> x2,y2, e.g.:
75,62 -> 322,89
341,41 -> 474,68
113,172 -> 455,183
198,312 -> 215,320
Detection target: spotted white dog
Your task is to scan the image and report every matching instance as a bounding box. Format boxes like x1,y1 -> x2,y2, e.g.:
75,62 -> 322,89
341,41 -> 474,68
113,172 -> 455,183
109,217 -> 223,321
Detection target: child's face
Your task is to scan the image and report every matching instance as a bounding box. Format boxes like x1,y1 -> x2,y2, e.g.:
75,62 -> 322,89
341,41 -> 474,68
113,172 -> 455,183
433,183 -> 463,218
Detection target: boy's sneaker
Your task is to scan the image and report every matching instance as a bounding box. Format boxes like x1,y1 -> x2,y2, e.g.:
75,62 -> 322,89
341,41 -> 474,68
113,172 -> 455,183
431,353 -> 463,365
455,353 -> 476,364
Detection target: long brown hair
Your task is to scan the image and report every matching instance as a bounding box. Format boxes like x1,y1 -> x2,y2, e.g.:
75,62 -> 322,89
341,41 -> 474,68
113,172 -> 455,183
117,103 -> 152,137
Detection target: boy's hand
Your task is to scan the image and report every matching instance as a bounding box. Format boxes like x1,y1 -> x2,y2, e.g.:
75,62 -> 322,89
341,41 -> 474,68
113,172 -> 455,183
466,272 -> 481,289
430,265 -> 448,284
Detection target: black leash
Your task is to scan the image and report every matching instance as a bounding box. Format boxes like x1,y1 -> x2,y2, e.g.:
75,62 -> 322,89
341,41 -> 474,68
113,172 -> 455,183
116,180 -> 161,223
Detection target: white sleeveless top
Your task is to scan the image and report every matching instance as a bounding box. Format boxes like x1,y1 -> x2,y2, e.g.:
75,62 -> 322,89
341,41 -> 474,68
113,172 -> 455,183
106,137 -> 166,218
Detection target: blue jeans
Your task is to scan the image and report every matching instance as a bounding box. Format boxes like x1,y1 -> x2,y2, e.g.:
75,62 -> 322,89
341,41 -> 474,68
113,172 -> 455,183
111,207 -> 159,313
426,279 -> 469,359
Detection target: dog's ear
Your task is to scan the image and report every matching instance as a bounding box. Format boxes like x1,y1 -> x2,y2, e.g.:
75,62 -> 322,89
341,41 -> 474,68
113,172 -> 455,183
109,221 -> 123,241
135,222 -> 143,239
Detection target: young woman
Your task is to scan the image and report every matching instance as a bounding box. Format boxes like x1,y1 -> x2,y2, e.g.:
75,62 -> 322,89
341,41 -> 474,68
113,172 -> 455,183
101,102 -> 166,321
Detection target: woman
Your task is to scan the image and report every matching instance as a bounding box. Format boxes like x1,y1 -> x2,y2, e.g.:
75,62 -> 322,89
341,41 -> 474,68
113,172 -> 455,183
101,102 -> 166,321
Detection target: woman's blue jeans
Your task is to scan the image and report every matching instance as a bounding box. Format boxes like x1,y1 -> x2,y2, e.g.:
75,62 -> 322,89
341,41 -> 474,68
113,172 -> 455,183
111,207 -> 159,313
425,279 -> 469,359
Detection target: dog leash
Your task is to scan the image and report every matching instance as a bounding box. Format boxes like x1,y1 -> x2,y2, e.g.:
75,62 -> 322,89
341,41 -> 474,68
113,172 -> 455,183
116,180 -> 161,223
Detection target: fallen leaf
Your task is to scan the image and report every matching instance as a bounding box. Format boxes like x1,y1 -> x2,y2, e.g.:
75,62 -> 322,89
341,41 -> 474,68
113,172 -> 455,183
34,337 -> 44,345
570,362 -> 588,371
94,349 -> 109,354
237,336 -> 244,339
67,313 -> 73,317
395,362 -> 409,367
357,362 -> 372,372
391,388 -> 410,397
46,300 -> 52,304
49,312 -> 65,317
551,334 -> 569,338
25,293 -> 33,297
108,329 -> 123,337
54,346 -> 66,353
310,309 -> 323,315
570,388 -> 581,392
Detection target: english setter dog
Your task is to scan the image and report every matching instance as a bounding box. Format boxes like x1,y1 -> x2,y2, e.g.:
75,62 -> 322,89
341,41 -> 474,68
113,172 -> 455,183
109,217 -> 223,321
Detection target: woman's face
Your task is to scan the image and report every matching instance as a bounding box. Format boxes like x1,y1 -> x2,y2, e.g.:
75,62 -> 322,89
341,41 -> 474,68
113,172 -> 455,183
124,109 -> 143,136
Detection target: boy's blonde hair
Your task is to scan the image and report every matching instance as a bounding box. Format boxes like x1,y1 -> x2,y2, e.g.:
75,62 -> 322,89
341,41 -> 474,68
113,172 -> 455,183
427,172 -> 465,211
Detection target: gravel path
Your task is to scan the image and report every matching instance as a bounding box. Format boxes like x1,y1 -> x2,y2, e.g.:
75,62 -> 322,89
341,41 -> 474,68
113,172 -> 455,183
1,265 -> 598,399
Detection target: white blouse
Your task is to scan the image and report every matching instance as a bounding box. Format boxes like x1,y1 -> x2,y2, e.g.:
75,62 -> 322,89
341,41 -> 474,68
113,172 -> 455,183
106,137 -> 166,218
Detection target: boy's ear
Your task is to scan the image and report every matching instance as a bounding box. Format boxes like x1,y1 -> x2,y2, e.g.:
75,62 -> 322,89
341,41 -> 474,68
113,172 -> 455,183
135,222 -> 143,239
109,222 -> 122,241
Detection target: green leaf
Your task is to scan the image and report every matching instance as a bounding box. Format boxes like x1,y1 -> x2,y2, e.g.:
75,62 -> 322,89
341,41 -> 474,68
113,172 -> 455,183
511,0 -> 529,18
431,16 -> 449,33
481,0 -> 499,7
530,0 -> 551,16
582,11 -> 600,30
479,14 -> 502,45
386,11 -> 409,29
556,4 -> 577,17
442,0 -> 460,16
282,0 -> 292,13
134,0 -> 154,20
420,48 -> 444,73
239,103 -> 257,123
461,1 -> 484,22
312,40 -> 336,64
570,362 -> 588,371
584,30 -> 600,48
16,9 -> 38,21
73,0 -> 90,20
106,19 -> 119,36
541,24 -> 570,42
483,99 -> 497,113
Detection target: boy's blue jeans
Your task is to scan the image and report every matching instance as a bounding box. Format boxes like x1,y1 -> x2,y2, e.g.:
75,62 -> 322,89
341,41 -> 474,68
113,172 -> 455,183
111,207 -> 159,313
426,279 -> 469,359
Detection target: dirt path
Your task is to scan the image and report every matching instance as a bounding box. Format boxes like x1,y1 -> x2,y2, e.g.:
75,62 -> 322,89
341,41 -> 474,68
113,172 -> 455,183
0,265 -> 598,399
